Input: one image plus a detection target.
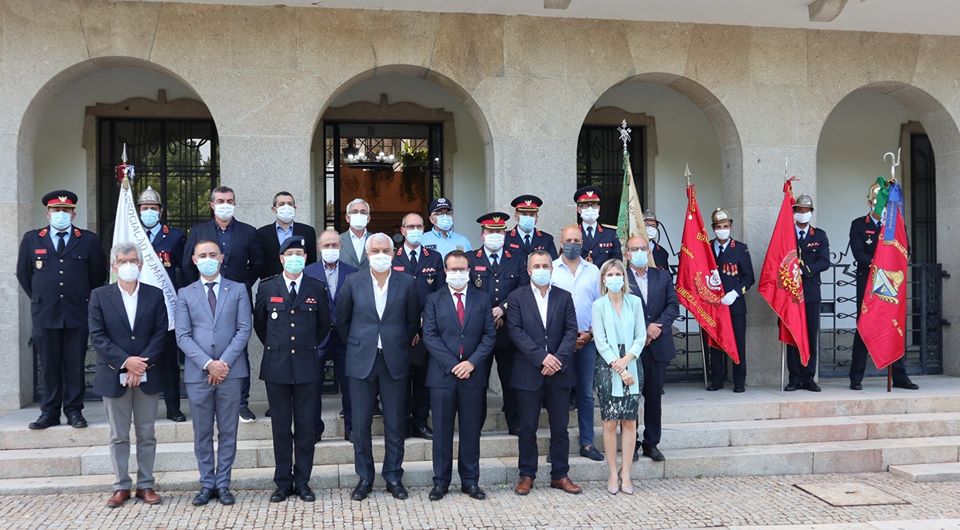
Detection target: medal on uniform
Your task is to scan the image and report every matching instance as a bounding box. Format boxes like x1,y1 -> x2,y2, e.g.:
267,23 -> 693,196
866,237 -> 873,245
35,260 -> 42,270
475,276 -> 483,288
271,311 -> 278,320
426,277 -> 434,285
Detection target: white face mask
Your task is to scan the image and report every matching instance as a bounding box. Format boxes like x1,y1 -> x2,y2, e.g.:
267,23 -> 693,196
714,228 -> 731,241
275,204 -> 295,224
117,263 -> 140,282
580,207 -> 600,223
320,248 -> 340,264
349,213 -> 369,231
484,233 -> 505,252
645,226 -> 659,241
369,252 -> 392,273
794,212 -> 812,225
214,203 -> 235,221
446,270 -> 470,290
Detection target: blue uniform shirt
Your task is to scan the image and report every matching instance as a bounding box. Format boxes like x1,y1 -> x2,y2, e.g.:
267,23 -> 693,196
421,228 -> 472,258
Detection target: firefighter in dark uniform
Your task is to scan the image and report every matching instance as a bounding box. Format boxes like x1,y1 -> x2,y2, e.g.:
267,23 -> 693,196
643,210 -> 671,272
706,207 -> 754,393
393,212 -> 444,440
504,194 -> 558,259
575,186 -> 622,267
467,212 -> 529,434
17,190 -> 107,429
848,183 -> 918,391
254,236 -> 331,503
784,195 -> 828,392
137,186 -> 188,421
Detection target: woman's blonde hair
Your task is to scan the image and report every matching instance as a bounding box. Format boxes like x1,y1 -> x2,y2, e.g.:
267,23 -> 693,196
598,258 -> 627,296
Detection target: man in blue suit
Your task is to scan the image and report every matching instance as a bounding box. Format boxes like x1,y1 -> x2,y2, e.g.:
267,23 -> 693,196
304,229 -> 358,441
182,186 -> 263,422
422,250 -> 496,501
506,250 -> 582,496
336,233 -> 421,502
625,236 -> 679,462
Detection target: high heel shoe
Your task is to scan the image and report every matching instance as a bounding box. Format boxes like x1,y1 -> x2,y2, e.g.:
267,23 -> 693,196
619,468 -> 634,495
607,476 -> 620,495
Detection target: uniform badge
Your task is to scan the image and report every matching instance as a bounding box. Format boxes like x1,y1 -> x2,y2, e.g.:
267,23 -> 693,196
475,276 -> 483,288
35,260 -> 42,270
271,311 -> 278,320
866,237 -> 873,245
270,296 -> 284,303
426,277 -> 434,285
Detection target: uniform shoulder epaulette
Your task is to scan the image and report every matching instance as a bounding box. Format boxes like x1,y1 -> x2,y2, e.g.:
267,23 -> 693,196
422,247 -> 431,257
38,228 -> 48,237
504,250 -> 512,259
162,224 -> 170,234
509,229 -> 517,236
263,273 -> 280,282
475,249 -> 484,258
535,229 -> 544,236
395,247 -> 403,256
73,228 -> 82,237
601,224 -> 617,229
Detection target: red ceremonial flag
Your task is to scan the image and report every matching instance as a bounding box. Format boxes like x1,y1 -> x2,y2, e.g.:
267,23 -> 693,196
676,183 -> 740,364
857,181 -> 909,369
758,177 -> 810,366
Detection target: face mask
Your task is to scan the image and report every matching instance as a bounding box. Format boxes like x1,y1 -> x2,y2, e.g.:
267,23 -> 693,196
275,204 -> 295,224
349,213 -> 369,231
117,263 -> 140,282
140,210 -> 160,228
50,211 -> 72,231
580,207 -> 600,223
645,226 -> 658,241
518,215 -> 536,233
214,203 -> 235,221
604,275 -> 625,293
794,212 -> 812,224
405,228 -> 423,246
435,214 -> 454,231
321,248 -> 340,264
484,233 -> 505,251
446,270 -> 470,290
630,251 -> 649,269
369,253 -> 392,273
562,242 -> 582,260
282,254 -> 306,275
714,228 -> 731,241
530,268 -> 552,287
196,257 -> 220,277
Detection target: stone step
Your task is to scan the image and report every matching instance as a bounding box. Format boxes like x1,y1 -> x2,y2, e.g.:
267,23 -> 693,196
889,462 -> 960,482
1,435 -> 957,496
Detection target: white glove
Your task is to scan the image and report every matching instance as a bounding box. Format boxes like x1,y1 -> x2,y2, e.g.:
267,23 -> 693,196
721,290 -> 739,306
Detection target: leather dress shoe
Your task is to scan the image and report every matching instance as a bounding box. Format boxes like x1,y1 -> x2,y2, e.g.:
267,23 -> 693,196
166,411 -> 187,422
805,382 -> 822,392
428,484 -> 447,501
28,415 -> 60,430
407,424 -> 434,440
66,413 -> 88,429
850,382 -> 863,391
106,489 -> 130,508
706,384 -> 724,391
296,485 -> 316,502
269,486 -> 292,503
135,488 -> 162,505
784,382 -> 799,392
192,487 -> 215,506
514,476 -> 534,496
580,445 -> 604,461
217,487 -> 235,505
351,480 -> 373,501
894,380 -> 920,390
550,477 -> 583,494
386,481 -> 408,500
461,484 -> 486,500
642,444 -> 666,462
733,385 -> 745,393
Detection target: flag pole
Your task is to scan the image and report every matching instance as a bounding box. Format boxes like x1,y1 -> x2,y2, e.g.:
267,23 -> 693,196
881,149 -> 901,394
686,162 -> 709,389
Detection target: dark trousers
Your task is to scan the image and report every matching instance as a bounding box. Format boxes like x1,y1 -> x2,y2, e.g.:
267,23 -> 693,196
159,330 -> 182,413
406,361 -> 430,429
264,380 -> 318,490
240,353 -> 250,409
430,384 -> 485,488
35,325 -> 88,416
515,379 -> 571,481
850,332 -> 910,384
322,342 -> 352,432
787,302 -> 820,386
350,352 -> 407,483
485,344 -> 518,430
639,349 -> 667,448
709,312 -> 746,387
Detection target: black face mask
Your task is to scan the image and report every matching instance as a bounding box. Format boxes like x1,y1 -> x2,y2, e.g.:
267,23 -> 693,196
562,242 -> 582,259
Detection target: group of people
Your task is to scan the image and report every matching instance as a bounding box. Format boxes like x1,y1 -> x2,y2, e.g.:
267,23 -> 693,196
15,178 -> 917,507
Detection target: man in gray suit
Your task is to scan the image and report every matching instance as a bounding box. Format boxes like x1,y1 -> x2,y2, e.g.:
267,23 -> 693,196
175,240 -> 252,507
339,198 -> 371,269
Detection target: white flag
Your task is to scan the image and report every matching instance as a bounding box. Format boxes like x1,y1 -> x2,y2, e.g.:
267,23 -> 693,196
112,180 -> 176,330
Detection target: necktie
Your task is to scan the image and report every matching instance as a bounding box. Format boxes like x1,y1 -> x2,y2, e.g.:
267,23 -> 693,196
410,250 -> 418,268
587,227 -> 594,243
206,282 -> 217,315
289,281 -> 298,301
717,244 -> 725,261
490,253 -> 499,269
524,234 -> 531,249
799,230 -> 806,243
455,292 -> 465,359
56,232 -> 66,255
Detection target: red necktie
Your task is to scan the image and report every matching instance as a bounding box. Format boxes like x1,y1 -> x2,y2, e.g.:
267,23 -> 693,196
455,292 -> 465,359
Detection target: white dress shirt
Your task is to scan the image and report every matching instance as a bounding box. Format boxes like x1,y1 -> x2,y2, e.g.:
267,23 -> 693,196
350,230 -> 368,263
119,282 -> 140,330
532,284 -> 551,329
551,257 -> 601,331
324,263 -> 339,296
714,240 -> 729,256
286,273 -> 302,295
201,275 -> 222,370
449,285 -> 467,307
629,268 -> 648,302
372,272 -> 390,348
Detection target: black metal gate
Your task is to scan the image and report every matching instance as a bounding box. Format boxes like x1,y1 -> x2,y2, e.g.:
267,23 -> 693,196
576,125 -> 645,227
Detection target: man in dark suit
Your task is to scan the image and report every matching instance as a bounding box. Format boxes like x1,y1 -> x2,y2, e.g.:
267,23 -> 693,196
305,229 -> 358,441
848,183 -> 918,390
339,198 -> 370,269
643,210 -> 671,272
575,186 -> 622,267
625,236 -> 679,462
393,212 -> 444,440
506,250 -> 582,496
785,195 -> 829,392
467,212 -> 528,434
254,236 -> 331,503
504,195 -> 558,259
137,186 -> 188,422
256,191 -> 317,280
88,242 -> 168,508
182,186 -> 263,422
421,250 -> 496,501
17,189 -> 107,430
336,233 -> 420,502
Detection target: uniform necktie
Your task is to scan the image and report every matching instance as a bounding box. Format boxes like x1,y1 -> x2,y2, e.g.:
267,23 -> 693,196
410,250 -> 418,268
717,244 -> 725,261
799,230 -> 807,243
586,227 -> 594,243
455,292 -> 465,359
490,253 -> 499,269
524,234 -> 531,248
289,280 -> 298,301
206,282 -> 217,315
56,232 -> 66,256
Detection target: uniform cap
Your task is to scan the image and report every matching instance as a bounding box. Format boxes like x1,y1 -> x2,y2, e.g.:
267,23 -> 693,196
137,186 -> 162,206
476,212 -> 510,230
511,195 -> 543,212
279,236 -> 307,254
429,197 -> 453,213
794,194 -> 814,210
42,190 -> 78,209
711,208 -> 732,225
574,186 -> 602,204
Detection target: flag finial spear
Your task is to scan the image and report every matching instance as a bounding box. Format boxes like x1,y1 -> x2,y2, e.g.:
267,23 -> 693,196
784,157 -> 789,180
121,143 -> 128,164
883,148 -> 901,183
684,162 -> 692,186
618,119 -> 631,154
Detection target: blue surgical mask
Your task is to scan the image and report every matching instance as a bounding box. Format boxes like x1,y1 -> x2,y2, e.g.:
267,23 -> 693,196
604,276 -> 625,293
518,215 -> 536,233
562,242 -> 582,260
50,211 -> 72,231
196,257 -> 220,277
530,268 -> 552,287
283,255 -> 306,275
630,251 -> 649,269
435,214 -> 454,231
140,209 -> 160,228
405,228 -> 423,246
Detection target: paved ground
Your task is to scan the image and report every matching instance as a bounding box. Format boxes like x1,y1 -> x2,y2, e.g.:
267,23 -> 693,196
0,472 -> 957,529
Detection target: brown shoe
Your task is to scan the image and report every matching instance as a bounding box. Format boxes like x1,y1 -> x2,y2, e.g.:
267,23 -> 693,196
514,476 -> 534,496
550,477 -> 583,494
105,489 -> 130,508
135,488 -> 162,505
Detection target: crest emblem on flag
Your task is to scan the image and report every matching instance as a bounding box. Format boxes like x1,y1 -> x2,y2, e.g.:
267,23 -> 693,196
869,267 -> 903,304
695,269 -> 724,304
778,250 -> 804,302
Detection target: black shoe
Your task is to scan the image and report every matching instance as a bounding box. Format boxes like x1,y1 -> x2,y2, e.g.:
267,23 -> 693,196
28,415 -> 60,430
784,382 -> 799,391
269,487 -> 291,503
733,385 -> 745,393
633,443 -> 641,461
315,433 -> 324,444
428,484 -> 447,501
893,380 -> 920,390
296,485 -> 315,502
239,407 -> 256,423
167,411 -> 187,422
850,382 -> 863,391
217,487 -> 235,505
265,408 -> 271,417
338,409 -> 345,418
373,405 -> 383,417
344,429 -> 352,442
508,426 -> 519,437
385,481 -> 408,500
461,485 -> 486,500
192,487 -> 215,506
642,444 -> 666,462
580,445 -> 604,461
65,413 -> 88,429
408,424 -> 434,440
706,384 -> 724,391
805,382 -> 822,392
351,480 -> 373,501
